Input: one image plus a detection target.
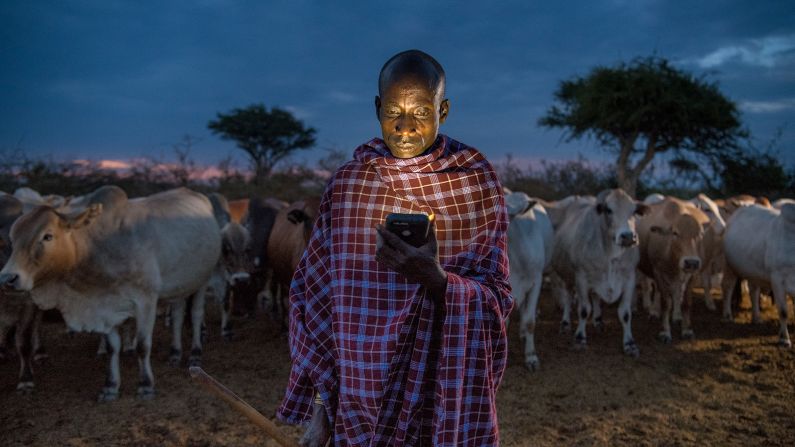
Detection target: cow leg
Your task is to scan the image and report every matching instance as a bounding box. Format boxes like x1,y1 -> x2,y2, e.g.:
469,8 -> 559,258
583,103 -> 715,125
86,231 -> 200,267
681,278 -> 695,339
96,335 -> 108,357
189,288 -> 207,367
721,269 -> 738,322
0,324 -> 11,362
658,282 -> 673,344
591,294 -> 604,332
573,277 -> 590,348
98,327 -> 121,402
750,284 -> 762,324
640,275 -> 652,312
15,303 -> 36,393
221,282 -> 234,342
169,299 -> 186,366
520,274 -> 542,371
31,309 -> 46,362
619,276 -> 639,357
135,300 -> 157,400
651,287 -> 662,320
558,287 -> 572,334
550,275 -> 571,333
770,279 -> 791,348
702,271 -> 717,311
672,282 -> 683,323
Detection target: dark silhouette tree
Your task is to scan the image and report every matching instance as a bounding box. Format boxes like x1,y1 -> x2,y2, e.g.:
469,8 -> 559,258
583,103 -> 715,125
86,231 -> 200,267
208,104 -> 316,184
716,149 -> 791,198
539,57 -> 745,197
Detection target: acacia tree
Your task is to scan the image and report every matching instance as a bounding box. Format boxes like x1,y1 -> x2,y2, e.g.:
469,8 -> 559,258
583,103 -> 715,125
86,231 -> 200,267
208,104 -> 316,184
539,57 -> 745,197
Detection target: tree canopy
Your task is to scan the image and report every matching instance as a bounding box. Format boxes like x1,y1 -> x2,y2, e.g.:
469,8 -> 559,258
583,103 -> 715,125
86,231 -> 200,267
539,56 -> 745,197
208,104 -> 316,183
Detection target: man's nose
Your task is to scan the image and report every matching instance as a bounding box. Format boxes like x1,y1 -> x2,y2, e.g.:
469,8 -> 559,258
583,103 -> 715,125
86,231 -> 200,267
395,116 -> 415,134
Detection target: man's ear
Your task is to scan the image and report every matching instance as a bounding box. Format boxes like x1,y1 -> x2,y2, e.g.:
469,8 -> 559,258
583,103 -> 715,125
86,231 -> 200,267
374,96 -> 382,120
439,99 -> 449,124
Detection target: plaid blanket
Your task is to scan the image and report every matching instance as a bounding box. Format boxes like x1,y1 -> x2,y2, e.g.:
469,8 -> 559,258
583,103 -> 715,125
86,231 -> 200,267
277,135 -> 512,446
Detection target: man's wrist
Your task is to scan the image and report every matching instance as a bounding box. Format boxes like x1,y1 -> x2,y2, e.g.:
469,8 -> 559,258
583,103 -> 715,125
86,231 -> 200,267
428,271 -> 448,298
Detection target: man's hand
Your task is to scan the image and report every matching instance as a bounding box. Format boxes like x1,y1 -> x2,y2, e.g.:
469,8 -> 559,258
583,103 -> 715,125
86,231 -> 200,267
299,401 -> 331,447
375,220 -> 448,298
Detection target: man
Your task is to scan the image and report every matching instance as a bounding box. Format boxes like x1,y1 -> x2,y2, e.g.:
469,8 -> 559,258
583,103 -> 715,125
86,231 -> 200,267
277,49 -> 512,446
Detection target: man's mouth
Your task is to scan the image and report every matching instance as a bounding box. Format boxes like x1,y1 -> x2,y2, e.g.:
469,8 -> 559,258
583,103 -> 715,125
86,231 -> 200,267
392,137 -> 419,149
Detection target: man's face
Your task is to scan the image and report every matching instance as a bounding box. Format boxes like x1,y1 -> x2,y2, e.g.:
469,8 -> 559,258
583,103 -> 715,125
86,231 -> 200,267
375,75 -> 449,158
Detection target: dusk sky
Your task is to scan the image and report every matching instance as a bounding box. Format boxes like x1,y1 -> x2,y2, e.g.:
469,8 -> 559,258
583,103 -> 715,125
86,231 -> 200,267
2,0 -> 794,173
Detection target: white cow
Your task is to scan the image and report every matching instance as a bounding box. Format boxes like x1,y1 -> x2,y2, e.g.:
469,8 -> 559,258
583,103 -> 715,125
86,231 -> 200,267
551,189 -> 648,357
0,186 -> 221,400
201,193 -> 252,342
505,192 -> 554,371
721,203 -> 795,347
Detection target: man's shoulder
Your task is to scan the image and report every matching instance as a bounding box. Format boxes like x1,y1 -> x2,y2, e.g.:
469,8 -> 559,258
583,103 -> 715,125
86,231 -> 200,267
443,136 -> 498,175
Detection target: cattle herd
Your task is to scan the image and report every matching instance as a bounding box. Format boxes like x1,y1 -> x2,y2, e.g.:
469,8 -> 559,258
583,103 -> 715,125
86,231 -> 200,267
0,184 -> 793,408
0,185 -> 311,401
506,189 -> 795,373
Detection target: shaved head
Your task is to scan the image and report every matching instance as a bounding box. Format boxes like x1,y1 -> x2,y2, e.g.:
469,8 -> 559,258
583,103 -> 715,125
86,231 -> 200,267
378,49 -> 446,100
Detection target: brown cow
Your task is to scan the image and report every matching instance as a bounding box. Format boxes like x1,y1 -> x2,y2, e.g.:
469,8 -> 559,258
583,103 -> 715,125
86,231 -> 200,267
638,198 -> 710,343
687,194 -> 727,312
0,186 -> 221,401
266,197 -> 320,331
234,197 -> 288,318
228,198 -> 249,225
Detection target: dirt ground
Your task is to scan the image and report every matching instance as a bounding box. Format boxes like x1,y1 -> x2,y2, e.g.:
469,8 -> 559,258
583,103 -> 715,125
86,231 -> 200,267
1,289 -> 794,447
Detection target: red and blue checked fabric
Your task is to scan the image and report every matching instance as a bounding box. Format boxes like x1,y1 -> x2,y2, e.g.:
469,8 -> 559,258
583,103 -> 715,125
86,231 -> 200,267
277,135 -> 513,446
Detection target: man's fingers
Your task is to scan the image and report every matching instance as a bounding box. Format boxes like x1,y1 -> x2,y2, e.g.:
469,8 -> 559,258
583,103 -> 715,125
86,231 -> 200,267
377,244 -> 404,266
376,224 -> 412,251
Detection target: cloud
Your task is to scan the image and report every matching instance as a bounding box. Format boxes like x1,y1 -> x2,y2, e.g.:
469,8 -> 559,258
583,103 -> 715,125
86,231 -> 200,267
327,90 -> 358,104
740,98 -> 795,114
97,159 -> 132,170
689,34 -> 795,68
283,105 -> 313,120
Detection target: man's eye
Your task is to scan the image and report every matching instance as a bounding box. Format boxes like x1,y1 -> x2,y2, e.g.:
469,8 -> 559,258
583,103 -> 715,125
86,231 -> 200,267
386,108 -> 401,116
414,108 -> 430,117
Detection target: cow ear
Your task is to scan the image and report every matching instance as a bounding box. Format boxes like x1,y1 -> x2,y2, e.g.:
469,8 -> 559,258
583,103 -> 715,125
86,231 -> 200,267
634,203 -> 650,216
65,203 -> 103,230
287,209 -> 308,224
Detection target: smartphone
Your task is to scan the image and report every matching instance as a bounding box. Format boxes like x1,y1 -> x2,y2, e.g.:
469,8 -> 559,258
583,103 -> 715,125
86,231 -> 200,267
385,213 -> 433,247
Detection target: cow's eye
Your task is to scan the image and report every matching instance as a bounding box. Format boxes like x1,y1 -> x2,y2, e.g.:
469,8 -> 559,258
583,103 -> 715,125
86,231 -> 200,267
42,233 -> 53,242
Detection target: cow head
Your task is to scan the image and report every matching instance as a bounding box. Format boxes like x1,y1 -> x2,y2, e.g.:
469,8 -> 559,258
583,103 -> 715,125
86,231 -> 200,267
288,199 -> 319,242
595,189 -> 648,248
504,192 -> 537,219
650,211 -> 704,274
220,222 -> 252,286
0,204 -> 102,292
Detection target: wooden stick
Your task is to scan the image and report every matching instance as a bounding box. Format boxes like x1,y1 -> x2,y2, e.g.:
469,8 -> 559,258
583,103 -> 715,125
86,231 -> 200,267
189,366 -> 300,447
